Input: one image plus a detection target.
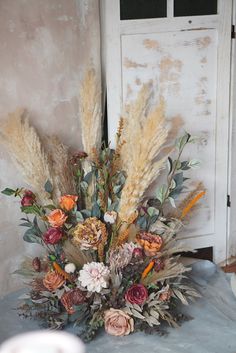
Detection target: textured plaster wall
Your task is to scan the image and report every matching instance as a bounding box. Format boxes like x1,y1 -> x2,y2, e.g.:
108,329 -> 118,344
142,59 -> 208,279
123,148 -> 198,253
0,0 -> 101,296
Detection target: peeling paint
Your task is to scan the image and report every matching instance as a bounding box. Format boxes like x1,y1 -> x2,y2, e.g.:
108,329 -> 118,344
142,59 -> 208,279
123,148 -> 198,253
201,57 -> 207,64
196,36 -> 211,49
159,56 -> 183,95
124,57 -> 147,69
143,38 -> 160,50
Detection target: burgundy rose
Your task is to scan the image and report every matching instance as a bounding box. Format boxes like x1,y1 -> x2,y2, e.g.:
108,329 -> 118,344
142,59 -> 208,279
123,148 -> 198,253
125,284 -> 148,305
21,190 -> 36,207
43,227 -> 63,245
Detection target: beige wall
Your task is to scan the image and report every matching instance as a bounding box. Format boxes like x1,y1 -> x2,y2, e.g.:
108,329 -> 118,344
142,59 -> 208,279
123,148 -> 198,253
0,0 -> 101,296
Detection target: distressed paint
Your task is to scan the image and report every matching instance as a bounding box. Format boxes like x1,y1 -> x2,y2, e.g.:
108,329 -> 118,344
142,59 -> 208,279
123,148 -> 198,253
121,29 -> 217,241
0,0 -> 101,296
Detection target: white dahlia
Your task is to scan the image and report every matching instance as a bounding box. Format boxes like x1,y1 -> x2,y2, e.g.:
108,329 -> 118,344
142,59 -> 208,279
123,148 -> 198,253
78,262 -> 110,293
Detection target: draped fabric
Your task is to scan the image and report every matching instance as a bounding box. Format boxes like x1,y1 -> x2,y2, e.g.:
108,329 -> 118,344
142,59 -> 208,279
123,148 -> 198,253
0,0 -> 101,295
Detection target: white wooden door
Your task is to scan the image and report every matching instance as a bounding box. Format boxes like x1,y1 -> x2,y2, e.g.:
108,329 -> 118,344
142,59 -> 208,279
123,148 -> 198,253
101,0 -> 233,263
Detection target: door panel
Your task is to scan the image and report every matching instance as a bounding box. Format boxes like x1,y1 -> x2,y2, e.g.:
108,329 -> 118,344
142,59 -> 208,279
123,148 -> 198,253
121,29 -> 217,239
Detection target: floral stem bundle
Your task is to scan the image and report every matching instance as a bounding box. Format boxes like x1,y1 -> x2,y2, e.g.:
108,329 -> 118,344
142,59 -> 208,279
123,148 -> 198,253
1,77 -> 204,341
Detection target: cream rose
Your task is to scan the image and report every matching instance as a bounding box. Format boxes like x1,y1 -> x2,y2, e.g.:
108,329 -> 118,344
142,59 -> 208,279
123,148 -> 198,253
104,309 -> 134,336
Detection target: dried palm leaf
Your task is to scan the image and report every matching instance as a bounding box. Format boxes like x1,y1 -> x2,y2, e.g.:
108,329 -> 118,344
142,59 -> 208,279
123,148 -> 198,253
63,239 -> 92,268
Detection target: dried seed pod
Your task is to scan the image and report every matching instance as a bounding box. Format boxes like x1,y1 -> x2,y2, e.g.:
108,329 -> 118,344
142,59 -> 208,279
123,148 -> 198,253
32,257 -> 41,272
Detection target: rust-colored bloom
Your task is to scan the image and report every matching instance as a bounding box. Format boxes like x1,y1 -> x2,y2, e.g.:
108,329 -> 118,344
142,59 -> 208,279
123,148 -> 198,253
72,217 -> 106,250
59,195 -> 78,211
70,151 -> 88,165
136,231 -> 163,256
61,288 -> 86,314
43,271 -> 65,291
104,309 -> 134,336
125,284 -> 148,305
47,209 -> 68,227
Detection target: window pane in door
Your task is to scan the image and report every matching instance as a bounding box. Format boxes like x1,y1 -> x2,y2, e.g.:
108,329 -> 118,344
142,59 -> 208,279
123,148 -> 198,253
174,0 -> 217,17
120,0 -> 167,20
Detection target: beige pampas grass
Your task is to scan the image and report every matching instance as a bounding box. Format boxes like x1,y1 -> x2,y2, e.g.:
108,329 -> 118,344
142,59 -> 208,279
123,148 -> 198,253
79,68 -> 102,157
0,108 -> 52,204
44,135 -> 76,200
118,85 -> 168,221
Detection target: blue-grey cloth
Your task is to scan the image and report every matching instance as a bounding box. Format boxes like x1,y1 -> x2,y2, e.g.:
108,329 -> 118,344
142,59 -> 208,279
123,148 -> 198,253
0,260 -> 236,353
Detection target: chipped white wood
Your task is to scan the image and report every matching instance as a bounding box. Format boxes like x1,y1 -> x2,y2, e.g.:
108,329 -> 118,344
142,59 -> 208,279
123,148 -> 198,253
228,0 -> 236,261
103,0 -> 233,263
167,0 -> 174,18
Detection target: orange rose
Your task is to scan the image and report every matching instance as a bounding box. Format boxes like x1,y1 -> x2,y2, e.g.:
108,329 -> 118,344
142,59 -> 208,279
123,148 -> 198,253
43,271 -> 65,291
47,209 -> 68,227
59,195 -> 78,211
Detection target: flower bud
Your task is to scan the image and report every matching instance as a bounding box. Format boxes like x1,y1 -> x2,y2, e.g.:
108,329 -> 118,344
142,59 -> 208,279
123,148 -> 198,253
104,211 -> 117,224
32,257 -> 41,272
65,263 -> 76,274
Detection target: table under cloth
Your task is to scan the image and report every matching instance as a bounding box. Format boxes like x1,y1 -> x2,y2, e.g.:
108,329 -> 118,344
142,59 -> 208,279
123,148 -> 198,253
0,260 -> 236,353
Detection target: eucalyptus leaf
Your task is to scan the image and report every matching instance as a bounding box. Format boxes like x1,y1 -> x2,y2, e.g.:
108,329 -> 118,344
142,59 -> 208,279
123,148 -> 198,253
80,181 -> 89,193
76,211 -> 84,222
113,185 -> 122,194
110,200 -> 119,212
167,157 -> 173,175
176,132 -> 191,151
81,209 -> 92,219
188,159 -> 201,169
173,172 -> 183,187
23,229 -> 42,244
84,171 -> 94,184
1,188 -> 16,196
169,197 -> 176,208
156,185 -> 168,204
91,203 -> 101,218
21,205 -> 42,216
137,216 -> 147,230
180,161 -> 191,171
19,222 -> 32,227
147,207 -> 159,217
44,180 -> 53,194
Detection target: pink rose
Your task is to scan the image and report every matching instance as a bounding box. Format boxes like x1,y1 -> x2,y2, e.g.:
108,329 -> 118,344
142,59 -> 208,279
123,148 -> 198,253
43,227 -> 63,244
104,309 -> 134,336
125,284 -> 148,305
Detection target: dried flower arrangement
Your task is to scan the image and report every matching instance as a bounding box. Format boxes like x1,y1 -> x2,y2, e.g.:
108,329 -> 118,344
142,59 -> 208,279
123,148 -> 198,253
1,69 -> 205,341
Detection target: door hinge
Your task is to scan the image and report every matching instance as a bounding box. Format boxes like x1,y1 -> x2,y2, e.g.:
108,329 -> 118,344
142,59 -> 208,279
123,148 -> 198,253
227,195 -> 231,207
232,24 -> 235,39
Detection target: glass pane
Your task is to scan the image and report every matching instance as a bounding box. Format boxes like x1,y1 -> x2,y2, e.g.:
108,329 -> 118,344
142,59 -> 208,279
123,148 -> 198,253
174,0 -> 217,17
120,0 -> 167,20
